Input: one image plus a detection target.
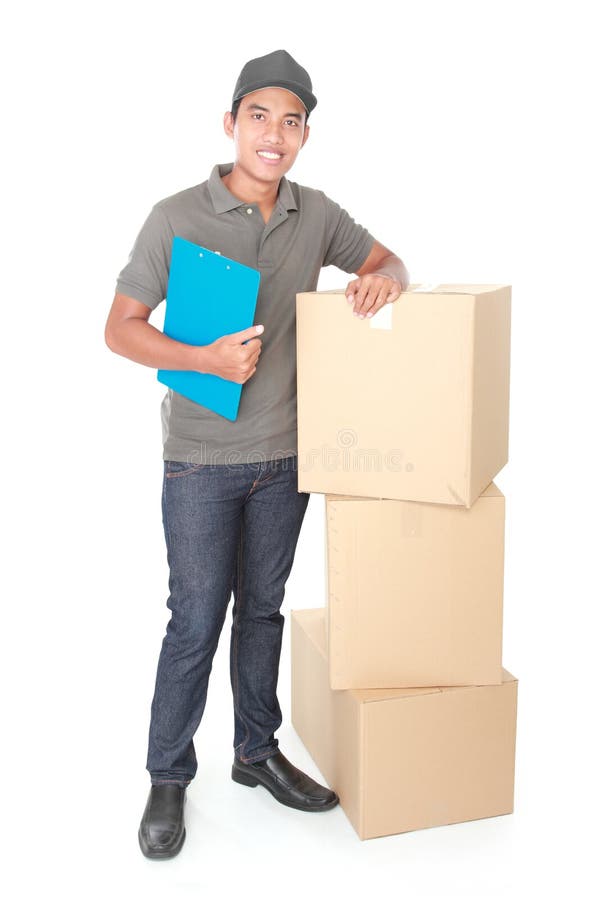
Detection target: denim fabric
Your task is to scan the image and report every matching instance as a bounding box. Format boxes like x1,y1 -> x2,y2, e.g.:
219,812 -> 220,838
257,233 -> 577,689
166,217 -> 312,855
147,455 -> 310,785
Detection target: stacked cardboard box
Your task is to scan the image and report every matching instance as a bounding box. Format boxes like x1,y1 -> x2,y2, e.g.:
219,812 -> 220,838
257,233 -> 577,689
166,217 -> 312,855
292,285 -> 518,840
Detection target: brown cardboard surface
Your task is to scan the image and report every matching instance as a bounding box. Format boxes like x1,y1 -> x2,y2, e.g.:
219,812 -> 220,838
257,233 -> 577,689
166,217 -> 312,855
291,607 -> 517,841
296,285 -> 511,507
325,481 -> 505,688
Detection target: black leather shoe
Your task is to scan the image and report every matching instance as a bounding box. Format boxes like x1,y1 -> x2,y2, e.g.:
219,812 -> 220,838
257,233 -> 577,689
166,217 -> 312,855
138,783 -> 187,860
231,750 -> 339,812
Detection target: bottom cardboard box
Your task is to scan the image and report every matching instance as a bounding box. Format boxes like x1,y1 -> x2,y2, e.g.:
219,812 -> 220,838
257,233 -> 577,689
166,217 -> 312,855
291,608 -> 518,840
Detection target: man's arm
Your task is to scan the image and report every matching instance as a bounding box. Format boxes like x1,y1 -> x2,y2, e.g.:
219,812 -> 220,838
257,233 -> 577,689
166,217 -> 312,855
104,292 -> 213,371
346,239 -> 410,319
104,293 -> 264,384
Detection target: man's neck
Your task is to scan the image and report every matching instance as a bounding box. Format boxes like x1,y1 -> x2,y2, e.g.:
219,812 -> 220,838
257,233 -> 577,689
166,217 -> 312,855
221,163 -> 280,208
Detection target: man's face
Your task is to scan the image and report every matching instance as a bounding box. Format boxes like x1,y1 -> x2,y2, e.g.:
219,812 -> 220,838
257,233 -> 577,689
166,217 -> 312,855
223,87 -> 310,185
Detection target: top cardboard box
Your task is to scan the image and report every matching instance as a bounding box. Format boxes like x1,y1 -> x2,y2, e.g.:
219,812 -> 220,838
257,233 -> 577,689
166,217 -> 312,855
296,285 -> 511,507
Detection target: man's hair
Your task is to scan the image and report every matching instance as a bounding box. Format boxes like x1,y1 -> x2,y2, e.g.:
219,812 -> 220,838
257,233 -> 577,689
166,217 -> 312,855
230,96 -> 309,124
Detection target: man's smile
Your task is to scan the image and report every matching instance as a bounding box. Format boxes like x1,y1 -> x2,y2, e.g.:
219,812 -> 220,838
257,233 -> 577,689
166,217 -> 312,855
257,149 -> 284,163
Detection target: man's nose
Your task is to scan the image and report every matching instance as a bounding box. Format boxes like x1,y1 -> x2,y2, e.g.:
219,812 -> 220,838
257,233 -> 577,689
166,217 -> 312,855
262,121 -> 284,143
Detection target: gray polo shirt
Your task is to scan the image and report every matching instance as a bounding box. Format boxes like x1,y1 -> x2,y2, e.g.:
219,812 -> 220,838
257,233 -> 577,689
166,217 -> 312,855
115,161 -> 376,465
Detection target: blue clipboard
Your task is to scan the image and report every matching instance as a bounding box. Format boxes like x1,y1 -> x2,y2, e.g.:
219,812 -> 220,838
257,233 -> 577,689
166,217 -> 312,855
157,236 -> 261,421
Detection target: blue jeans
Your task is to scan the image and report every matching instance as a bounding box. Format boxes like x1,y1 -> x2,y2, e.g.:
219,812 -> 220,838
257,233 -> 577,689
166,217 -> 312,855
147,455 -> 310,785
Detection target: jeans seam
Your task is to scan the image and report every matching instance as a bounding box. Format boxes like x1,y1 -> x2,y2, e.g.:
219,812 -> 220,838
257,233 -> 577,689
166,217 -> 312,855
232,517 -> 251,758
244,478 -> 259,500
162,471 -> 172,553
151,779 -> 190,785
165,463 -> 206,478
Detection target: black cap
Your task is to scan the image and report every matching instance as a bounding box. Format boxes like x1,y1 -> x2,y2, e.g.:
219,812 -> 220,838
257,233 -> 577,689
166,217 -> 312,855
232,49 -> 317,116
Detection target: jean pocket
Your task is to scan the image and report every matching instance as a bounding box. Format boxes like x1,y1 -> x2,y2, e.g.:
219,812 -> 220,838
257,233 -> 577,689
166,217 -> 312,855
165,460 -> 206,479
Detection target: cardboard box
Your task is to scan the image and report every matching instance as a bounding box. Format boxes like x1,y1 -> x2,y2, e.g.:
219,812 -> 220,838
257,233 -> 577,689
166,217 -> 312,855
291,608 -> 518,841
325,482 -> 505,688
296,285 -> 511,507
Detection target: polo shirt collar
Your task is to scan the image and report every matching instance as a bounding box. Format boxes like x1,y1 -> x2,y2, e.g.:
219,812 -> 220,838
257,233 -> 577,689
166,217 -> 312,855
208,162 -> 298,215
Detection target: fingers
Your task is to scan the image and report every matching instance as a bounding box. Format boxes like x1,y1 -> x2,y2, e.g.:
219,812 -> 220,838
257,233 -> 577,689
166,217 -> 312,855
349,275 -> 402,319
345,278 -> 359,305
240,339 -> 261,366
235,323 -> 264,345
364,281 -> 397,319
235,351 -> 259,383
361,281 -> 385,317
385,283 -> 402,304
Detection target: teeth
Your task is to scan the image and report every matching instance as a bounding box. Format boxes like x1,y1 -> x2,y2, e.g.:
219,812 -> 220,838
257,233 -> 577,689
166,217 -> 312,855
258,151 -> 282,159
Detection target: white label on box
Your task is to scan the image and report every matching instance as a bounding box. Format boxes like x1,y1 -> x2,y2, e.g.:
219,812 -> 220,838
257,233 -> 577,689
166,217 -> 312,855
369,303 -> 393,330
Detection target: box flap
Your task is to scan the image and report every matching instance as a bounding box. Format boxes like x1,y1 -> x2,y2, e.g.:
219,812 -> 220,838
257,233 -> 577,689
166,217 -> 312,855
408,284 -> 510,296
350,685 -> 443,702
291,608 -> 328,660
297,285 -> 510,298
325,480 -> 503,506
438,667 -> 517,692
292,608 -> 444,700
480,482 -> 504,499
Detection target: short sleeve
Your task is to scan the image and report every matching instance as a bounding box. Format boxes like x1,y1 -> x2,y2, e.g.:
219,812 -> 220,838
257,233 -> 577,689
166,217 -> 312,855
114,204 -> 174,310
320,191 -> 376,273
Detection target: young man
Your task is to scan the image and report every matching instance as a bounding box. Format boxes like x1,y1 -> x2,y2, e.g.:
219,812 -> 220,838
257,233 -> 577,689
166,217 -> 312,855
105,49 -> 408,860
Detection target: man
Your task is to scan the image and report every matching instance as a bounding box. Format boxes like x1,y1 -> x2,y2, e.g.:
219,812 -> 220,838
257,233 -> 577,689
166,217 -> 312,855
105,49 -> 408,860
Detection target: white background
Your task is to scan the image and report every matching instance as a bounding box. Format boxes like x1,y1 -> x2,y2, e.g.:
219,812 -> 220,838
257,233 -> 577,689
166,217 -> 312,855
3,0 -> 599,896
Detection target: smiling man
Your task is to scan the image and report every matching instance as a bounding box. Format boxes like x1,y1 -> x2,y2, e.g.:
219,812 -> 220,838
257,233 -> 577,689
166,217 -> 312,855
105,49 -> 408,860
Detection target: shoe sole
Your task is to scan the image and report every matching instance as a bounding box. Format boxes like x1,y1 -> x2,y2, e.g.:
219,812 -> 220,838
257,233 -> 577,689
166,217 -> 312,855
138,825 -> 186,860
231,764 -> 339,812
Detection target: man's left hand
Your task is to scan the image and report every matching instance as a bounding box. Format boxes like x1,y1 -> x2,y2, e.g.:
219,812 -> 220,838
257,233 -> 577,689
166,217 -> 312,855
345,274 -> 403,319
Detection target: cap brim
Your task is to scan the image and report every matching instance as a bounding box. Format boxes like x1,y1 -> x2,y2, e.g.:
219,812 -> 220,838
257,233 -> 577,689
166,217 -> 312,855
232,80 -> 316,113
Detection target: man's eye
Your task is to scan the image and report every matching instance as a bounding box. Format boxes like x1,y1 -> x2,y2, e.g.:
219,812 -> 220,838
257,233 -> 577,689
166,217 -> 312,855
252,113 -> 264,120
285,120 -> 297,126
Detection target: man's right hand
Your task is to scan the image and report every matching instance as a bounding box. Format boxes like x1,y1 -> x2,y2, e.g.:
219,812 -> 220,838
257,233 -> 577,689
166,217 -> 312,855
202,324 -> 264,384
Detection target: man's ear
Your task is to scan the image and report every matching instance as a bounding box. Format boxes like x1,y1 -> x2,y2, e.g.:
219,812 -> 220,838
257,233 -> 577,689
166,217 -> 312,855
301,123 -> 310,148
223,111 -> 234,139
